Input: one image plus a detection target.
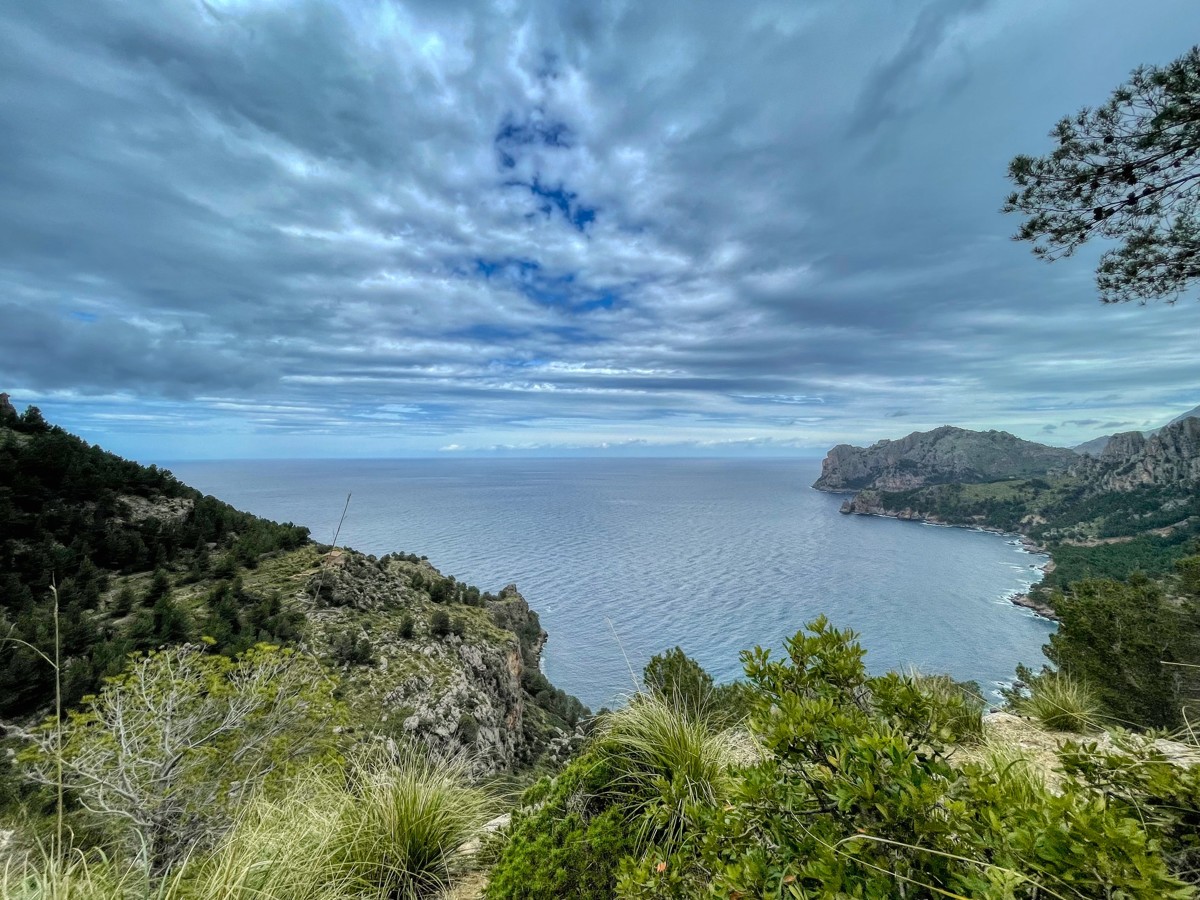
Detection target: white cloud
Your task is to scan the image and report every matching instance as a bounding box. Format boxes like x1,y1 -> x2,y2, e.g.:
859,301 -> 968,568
1,0 -> 1198,459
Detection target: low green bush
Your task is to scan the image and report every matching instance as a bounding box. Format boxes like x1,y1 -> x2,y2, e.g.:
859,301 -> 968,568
485,755 -> 637,900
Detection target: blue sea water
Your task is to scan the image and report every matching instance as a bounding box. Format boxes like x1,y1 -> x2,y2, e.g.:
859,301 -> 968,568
167,458 -> 1055,710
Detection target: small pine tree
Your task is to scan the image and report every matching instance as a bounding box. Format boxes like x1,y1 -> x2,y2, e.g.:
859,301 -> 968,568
399,614 -> 415,639
111,585 -> 136,617
152,595 -> 194,644
430,609 -> 451,639
143,569 -> 172,607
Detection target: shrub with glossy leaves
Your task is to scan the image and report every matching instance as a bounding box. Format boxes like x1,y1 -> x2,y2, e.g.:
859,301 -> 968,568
618,617 -> 1190,900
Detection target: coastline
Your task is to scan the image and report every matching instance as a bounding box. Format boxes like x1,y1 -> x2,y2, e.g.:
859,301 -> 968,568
822,496 -> 1059,622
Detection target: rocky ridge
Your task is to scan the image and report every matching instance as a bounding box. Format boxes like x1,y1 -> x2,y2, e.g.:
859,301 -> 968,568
813,426 -> 1078,492
1072,404 -> 1200,456
294,547 -> 582,774
1074,416 -> 1200,493
821,418 -> 1200,526
817,416 -> 1200,613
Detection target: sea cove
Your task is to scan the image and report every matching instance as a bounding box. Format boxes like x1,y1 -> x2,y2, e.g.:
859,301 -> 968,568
169,457 -> 1055,709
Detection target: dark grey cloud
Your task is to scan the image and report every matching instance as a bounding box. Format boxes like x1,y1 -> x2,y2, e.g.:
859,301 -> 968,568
0,0 -> 1198,459
849,0 -> 992,137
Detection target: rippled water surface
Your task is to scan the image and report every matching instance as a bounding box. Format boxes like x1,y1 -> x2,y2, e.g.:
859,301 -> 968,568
168,458 -> 1055,709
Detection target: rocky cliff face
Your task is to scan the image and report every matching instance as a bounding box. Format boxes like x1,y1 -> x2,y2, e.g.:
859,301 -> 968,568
1072,404 -> 1199,456
1076,417 -> 1200,494
838,491 -> 931,521
1098,430 -> 1147,462
814,426 -> 1078,492
300,549 -> 581,774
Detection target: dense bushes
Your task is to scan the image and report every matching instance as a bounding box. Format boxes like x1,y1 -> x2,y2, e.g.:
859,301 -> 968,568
1044,527 -> 1200,588
1044,573 -> 1200,729
618,619 -> 1189,898
520,667 -> 587,728
489,619 -> 1194,899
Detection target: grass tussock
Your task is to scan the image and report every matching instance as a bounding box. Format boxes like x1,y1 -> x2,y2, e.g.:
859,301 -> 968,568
1016,672 -> 1102,733
4,753 -> 492,900
978,741 -> 1049,806
594,692 -> 748,844
185,765 -> 350,900
330,751 -> 493,900
0,848 -> 172,900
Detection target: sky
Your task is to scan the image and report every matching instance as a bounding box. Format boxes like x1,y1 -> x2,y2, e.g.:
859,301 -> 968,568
1,0 -> 1198,462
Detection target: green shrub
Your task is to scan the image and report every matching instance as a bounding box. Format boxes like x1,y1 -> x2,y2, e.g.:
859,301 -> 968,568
892,670 -> 986,744
1045,577 -> 1200,729
486,755 -> 637,900
642,647 -> 751,726
331,630 -> 376,667
430,610 -> 451,639
1060,730 -> 1200,887
1015,671 -> 1102,732
457,713 -> 480,745
398,614 -> 415,639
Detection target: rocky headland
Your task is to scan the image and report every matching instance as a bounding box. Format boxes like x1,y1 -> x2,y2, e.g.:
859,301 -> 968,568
813,425 -> 1078,492
815,411 -> 1200,614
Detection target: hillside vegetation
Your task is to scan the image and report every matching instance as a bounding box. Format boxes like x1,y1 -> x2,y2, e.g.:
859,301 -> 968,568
0,405 -> 586,773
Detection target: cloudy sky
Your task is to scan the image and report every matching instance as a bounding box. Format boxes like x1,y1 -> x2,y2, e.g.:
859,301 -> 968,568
1,0 -> 1198,461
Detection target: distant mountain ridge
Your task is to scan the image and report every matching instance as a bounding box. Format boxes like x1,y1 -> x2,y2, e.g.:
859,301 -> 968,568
1072,404 -> 1200,456
812,425 -> 1078,492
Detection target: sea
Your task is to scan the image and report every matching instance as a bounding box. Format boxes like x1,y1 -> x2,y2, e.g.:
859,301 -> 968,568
167,457 -> 1056,711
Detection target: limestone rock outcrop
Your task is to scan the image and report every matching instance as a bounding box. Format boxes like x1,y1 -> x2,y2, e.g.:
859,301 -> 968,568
814,426 -> 1077,492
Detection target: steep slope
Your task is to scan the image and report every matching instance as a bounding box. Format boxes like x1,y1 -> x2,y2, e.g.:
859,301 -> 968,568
1079,417 -> 1200,493
1168,404 -> 1200,427
813,425 -> 1078,491
0,403 -> 583,772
